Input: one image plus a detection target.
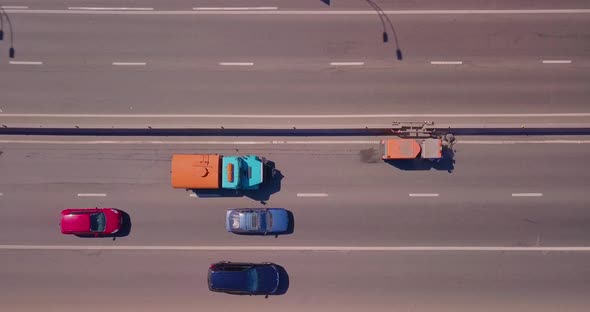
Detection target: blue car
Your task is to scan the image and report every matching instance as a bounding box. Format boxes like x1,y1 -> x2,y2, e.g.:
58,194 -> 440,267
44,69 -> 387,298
226,208 -> 289,235
208,262 -> 280,295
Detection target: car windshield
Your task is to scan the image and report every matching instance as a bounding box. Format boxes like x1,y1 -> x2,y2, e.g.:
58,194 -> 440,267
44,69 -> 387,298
247,268 -> 258,292
89,212 -> 106,232
266,212 -> 273,230
232,210 -> 266,231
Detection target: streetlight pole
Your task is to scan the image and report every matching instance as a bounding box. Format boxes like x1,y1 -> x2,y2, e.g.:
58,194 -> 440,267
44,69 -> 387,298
364,0 -> 402,60
0,5 -> 16,58
320,0 -> 403,60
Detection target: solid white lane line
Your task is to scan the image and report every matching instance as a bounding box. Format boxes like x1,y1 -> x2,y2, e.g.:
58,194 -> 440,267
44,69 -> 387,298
330,62 -> 365,66
283,140 -> 378,144
461,140 -> 590,144
77,193 -> 107,197
2,113 -> 590,118
542,60 -> 572,64
430,61 -> 463,65
218,62 -> 254,66
193,7 -> 278,11
1,245 -> 589,251
68,7 -> 154,11
1,6 -> 29,9
9,61 -> 43,65
5,9 -> 590,15
1,140 -> 590,145
297,193 -> 329,197
112,62 -> 147,66
4,140 -> 272,145
409,193 -> 439,197
512,193 -> 543,197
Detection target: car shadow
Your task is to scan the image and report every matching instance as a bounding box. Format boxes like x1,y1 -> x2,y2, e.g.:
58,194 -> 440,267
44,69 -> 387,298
116,210 -> 132,237
74,210 -> 132,239
385,148 -> 456,173
271,264 -> 290,296
284,210 -> 295,235
191,160 -> 283,204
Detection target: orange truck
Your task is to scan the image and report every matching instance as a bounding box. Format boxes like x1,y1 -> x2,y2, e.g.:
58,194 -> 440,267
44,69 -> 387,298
171,154 -> 266,190
381,136 -> 452,160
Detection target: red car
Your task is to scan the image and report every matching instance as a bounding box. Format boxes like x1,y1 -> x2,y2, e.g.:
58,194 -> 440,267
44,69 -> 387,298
60,208 -> 123,236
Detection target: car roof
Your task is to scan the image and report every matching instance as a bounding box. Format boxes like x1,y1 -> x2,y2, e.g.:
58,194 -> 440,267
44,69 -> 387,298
229,210 -> 264,231
210,269 -> 251,291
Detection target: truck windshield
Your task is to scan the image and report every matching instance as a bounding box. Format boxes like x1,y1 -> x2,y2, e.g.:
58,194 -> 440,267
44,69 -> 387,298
89,212 -> 106,232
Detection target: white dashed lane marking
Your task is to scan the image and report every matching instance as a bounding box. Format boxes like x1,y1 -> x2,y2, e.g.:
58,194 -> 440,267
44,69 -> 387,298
1,6 -> 29,9
193,7 -> 278,11
542,60 -> 572,64
112,62 -> 147,66
409,193 -> 439,197
297,193 -> 329,197
330,62 -> 365,66
9,61 -> 43,65
430,61 -> 463,65
77,193 -> 107,197
67,7 -> 154,11
218,62 -> 255,66
512,193 -> 543,197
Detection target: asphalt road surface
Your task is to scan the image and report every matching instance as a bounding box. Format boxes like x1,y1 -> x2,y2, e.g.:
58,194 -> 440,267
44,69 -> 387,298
0,136 -> 589,311
1,136 -> 590,246
1,1 -> 589,311
1,251 -> 589,312
1,4 -> 589,127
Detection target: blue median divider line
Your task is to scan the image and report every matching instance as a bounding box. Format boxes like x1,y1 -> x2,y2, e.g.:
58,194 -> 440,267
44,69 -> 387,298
1,127 -> 590,136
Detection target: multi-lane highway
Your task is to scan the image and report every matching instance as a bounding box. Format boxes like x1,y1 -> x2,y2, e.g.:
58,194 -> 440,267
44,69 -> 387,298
1,136 -> 590,246
2,251 -> 590,312
0,137 -> 589,311
1,1 -> 589,128
1,1 -> 590,311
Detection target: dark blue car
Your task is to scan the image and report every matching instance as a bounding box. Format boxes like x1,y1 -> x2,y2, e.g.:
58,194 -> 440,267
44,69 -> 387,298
208,262 -> 280,295
226,208 -> 289,235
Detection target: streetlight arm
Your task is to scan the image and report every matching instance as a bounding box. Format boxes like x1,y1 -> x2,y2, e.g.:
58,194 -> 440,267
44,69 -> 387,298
0,8 -> 4,40
0,6 -> 15,57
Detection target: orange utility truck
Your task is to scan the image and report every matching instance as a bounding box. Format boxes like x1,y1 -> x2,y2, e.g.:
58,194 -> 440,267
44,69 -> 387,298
381,121 -> 455,160
381,138 -> 443,160
171,154 -> 266,190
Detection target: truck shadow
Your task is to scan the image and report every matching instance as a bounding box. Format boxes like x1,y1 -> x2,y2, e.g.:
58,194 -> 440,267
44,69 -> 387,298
385,149 -> 456,173
243,161 -> 283,204
191,161 -> 283,204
